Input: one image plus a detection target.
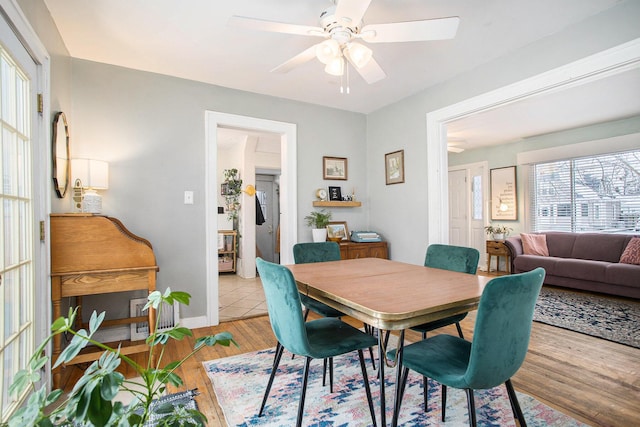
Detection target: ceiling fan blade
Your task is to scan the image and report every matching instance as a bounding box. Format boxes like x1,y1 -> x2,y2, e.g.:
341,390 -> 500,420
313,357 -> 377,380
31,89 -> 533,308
335,0 -> 372,26
361,16 -> 460,43
271,44 -> 319,73
229,16 -> 324,37
347,55 -> 386,84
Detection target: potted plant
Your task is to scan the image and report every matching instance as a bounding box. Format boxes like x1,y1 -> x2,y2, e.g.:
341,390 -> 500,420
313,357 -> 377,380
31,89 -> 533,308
304,209 -> 332,242
4,289 -> 237,427
222,168 -> 243,227
484,224 -> 513,241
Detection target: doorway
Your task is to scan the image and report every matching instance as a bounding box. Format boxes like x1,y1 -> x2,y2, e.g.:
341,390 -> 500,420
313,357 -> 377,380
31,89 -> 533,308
448,162 -> 488,268
255,174 -> 280,263
205,111 -> 297,327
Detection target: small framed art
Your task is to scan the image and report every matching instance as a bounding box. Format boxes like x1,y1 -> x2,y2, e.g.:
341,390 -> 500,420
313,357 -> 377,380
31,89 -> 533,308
323,156 -> 348,180
328,186 -> 342,201
327,221 -> 349,241
385,150 -> 404,185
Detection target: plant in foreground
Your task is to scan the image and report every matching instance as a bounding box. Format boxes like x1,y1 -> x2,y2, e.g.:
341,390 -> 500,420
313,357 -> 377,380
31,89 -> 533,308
4,288 -> 237,426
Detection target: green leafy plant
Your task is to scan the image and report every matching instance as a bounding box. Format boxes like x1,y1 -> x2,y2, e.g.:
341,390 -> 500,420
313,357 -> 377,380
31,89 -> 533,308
222,168 -> 243,223
4,289 -> 237,427
304,209 -> 332,229
484,224 -> 513,236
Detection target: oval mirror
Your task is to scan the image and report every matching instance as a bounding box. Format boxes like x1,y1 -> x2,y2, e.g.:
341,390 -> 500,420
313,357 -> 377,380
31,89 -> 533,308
52,111 -> 70,198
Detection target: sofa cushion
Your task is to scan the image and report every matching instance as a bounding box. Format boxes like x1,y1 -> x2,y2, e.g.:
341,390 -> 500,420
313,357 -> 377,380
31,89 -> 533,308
606,263 -> 640,287
570,233 -> 631,262
521,233 -> 549,256
553,258 -> 609,283
544,232 -> 578,258
620,237 -> 640,265
514,255 -> 560,276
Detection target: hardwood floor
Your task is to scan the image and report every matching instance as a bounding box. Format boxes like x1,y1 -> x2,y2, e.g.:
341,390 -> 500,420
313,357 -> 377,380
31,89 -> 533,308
163,311 -> 640,427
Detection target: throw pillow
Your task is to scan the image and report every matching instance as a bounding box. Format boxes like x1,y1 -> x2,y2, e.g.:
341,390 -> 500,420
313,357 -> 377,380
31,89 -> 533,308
620,237 -> 640,265
521,233 -> 549,256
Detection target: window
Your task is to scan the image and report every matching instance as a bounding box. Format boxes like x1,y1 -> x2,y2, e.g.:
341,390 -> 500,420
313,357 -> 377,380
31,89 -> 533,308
530,150 -> 640,233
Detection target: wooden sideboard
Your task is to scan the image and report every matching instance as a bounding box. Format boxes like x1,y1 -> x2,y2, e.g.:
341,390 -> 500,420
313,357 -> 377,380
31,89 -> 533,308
338,241 -> 388,260
50,214 -> 159,388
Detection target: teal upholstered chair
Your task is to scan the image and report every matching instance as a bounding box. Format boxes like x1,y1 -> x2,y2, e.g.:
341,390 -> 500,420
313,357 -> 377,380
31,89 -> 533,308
293,242 -> 344,319
256,258 -> 378,427
391,267 -> 546,427
410,244 -> 480,410
412,244 -> 480,339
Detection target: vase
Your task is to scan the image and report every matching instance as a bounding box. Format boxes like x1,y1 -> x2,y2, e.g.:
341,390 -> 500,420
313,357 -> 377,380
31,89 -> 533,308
493,233 -> 505,241
312,228 -> 327,243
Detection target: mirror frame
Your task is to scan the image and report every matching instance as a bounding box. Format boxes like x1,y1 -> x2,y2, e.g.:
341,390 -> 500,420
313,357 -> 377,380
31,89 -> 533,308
52,111 -> 70,198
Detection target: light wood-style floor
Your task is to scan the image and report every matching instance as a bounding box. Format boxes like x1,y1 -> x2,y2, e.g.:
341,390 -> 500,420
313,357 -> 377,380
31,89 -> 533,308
163,309 -> 640,427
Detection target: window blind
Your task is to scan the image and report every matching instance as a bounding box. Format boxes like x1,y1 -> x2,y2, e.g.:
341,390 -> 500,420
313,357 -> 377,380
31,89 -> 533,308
530,149 -> 640,233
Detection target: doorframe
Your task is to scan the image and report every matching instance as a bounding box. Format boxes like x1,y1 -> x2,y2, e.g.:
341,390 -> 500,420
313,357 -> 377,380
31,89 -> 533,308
426,38 -> 640,245
205,111 -> 296,326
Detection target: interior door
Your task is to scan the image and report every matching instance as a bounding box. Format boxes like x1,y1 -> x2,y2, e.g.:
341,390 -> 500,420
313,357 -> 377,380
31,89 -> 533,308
255,174 -> 279,263
448,169 -> 468,246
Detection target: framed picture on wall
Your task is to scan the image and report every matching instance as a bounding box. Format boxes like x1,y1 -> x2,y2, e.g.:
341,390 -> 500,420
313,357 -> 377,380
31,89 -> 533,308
490,166 -> 518,220
385,150 -> 405,185
323,156 -> 348,180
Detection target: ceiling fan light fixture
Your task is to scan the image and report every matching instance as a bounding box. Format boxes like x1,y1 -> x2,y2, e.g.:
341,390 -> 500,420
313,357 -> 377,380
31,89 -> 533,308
315,39 -> 341,64
325,55 -> 345,76
344,42 -> 372,68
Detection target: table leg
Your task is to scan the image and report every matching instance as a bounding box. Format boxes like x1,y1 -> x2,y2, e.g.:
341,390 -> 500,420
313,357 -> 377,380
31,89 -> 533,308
392,330 -> 405,427
378,332 -> 386,426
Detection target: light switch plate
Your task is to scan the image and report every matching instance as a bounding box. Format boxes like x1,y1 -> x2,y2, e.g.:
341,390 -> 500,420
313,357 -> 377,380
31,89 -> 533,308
184,191 -> 194,204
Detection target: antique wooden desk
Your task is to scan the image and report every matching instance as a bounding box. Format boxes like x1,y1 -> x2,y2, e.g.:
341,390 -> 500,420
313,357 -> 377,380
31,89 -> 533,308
287,258 -> 491,426
50,214 -> 159,388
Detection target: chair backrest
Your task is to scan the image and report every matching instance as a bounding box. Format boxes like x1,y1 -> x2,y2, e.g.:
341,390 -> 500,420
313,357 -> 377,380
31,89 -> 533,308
293,242 -> 341,264
464,267 -> 545,389
256,257 -> 313,356
424,244 -> 480,274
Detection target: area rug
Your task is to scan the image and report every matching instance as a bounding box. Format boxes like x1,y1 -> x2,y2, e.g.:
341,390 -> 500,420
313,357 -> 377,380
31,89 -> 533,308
533,287 -> 640,348
204,348 -> 587,427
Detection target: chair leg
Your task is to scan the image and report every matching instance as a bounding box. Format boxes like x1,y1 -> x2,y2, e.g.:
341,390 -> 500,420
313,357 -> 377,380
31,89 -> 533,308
455,322 -> 464,338
391,367 -> 410,427
322,358 -> 328,387
505,379 -> 527,427
441,384 -> 447,421
295,357 -> 312,427
364,325 -> 377,370
465,389 -> 477,427
259,342 -> 285,416
357,349 -> 378,427
422,376 -> 429,412
329,357 -> 334,393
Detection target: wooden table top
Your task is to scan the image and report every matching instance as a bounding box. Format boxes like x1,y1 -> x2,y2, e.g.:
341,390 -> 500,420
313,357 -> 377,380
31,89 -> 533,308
287,258 -> 492,330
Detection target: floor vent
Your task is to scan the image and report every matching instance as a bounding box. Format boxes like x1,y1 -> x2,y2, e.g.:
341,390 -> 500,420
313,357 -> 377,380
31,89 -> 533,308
130,298 -> 179,341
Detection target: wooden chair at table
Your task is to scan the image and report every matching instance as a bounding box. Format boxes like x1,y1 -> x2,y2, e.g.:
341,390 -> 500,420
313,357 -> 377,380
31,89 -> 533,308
256,257 -> 378,427
391,268 -> 546,427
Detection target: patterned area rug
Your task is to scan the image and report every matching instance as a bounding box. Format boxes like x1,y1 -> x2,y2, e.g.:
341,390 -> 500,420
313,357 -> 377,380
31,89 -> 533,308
533,286 -> 640,348
204,348 -> 587,427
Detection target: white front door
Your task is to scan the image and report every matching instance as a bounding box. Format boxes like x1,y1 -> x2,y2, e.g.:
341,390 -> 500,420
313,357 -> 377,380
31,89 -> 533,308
448,169 -> 468,246
0,11 -> 44,421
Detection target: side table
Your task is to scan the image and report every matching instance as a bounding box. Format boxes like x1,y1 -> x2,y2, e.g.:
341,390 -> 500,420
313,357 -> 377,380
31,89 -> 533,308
486,240 -> 510,275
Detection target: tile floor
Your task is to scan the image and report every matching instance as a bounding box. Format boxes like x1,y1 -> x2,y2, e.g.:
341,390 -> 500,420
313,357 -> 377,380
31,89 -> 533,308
218,273 -> 267,322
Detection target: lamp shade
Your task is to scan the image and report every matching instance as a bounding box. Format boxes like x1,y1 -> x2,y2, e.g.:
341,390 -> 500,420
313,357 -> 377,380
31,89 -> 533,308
71,159 -> 109,190
315,39 -> 341,65
344,42 -> 372,69
324,56 -> 345,76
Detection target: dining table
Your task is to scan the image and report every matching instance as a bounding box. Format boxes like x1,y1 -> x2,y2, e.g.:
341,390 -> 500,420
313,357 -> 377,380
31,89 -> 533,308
286,257 -> 492,426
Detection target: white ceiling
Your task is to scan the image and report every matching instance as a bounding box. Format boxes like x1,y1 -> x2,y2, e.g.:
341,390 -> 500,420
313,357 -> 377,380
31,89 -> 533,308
43,0 -> 639,148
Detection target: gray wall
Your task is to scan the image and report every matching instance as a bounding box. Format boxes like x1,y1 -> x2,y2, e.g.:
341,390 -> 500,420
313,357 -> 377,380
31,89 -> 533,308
366,1 -> 640,265
68,59 -> 367,318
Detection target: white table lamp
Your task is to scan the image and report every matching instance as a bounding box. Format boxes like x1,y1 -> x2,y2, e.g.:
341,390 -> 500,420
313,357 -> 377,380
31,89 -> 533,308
71,159 -> 109,213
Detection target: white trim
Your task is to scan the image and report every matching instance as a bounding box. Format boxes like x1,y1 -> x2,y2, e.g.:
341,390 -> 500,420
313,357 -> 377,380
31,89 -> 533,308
205,111 -> 297,327
427,38 -> 640,245
517,132 -> 640,165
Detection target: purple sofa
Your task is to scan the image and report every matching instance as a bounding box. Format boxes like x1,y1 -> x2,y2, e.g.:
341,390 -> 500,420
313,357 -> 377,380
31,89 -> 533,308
504,232 -> 640,299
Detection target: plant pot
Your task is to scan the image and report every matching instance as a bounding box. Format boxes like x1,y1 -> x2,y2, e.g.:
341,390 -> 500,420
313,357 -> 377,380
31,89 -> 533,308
312,228 -> 327,243
492,233 -> 505,241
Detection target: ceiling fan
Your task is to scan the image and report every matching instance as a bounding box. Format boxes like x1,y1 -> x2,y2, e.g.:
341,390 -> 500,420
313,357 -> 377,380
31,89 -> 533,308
229,0 -> 459,84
